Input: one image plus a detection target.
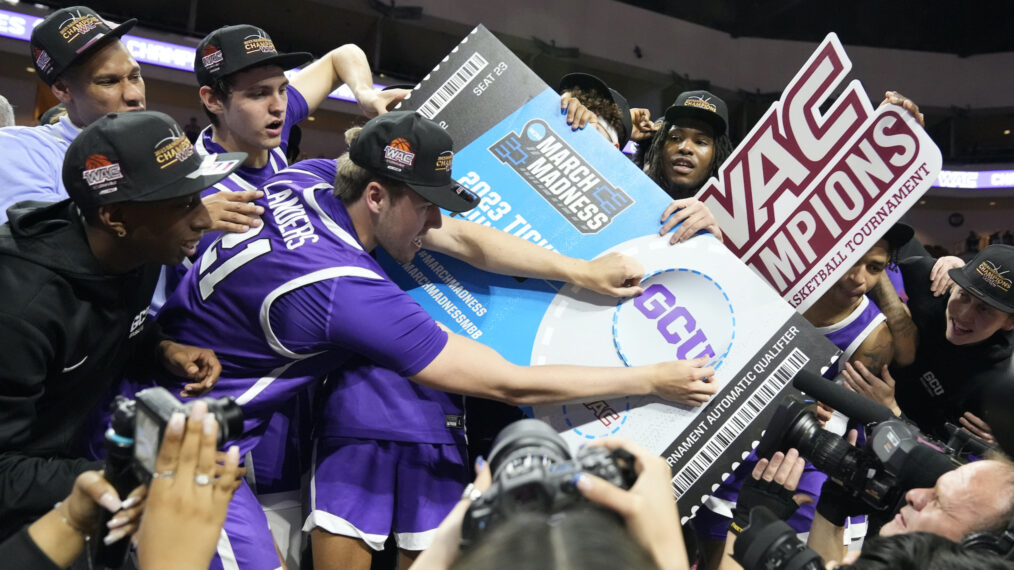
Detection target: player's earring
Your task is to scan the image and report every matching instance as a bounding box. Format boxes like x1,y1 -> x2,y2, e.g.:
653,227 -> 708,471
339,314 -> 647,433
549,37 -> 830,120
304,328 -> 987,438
116,228 -> 127,238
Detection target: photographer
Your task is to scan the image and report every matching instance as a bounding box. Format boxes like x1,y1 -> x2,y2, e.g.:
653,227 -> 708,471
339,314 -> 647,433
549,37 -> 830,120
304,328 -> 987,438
0,399 -> 241,569
411,435 -> 691,570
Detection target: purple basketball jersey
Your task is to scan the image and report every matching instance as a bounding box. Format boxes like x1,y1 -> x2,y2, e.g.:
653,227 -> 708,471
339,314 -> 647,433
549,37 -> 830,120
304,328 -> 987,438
156,159 -> 448,456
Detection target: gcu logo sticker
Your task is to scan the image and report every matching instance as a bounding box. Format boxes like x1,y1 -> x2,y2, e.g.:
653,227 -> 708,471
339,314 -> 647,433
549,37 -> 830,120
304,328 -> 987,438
489,119 -> 633,233
613,269 -> 736,371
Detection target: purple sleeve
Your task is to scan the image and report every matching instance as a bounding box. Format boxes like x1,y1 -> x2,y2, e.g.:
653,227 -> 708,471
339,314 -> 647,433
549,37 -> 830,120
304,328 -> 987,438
268,276 -> 448,377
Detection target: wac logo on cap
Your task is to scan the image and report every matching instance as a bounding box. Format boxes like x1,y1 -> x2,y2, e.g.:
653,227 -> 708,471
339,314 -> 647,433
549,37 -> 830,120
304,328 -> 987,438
977,261 -> 1013,293
243,30 -> 277,55
201,44 -> 224,73
58,10 -> 102,43
154,126 -> 195,170
384,138 -> 416,172
82,154 -> 123,194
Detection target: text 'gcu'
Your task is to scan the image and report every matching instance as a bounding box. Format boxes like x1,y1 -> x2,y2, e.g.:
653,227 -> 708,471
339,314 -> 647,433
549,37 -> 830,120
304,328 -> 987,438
633,283 -> 716,361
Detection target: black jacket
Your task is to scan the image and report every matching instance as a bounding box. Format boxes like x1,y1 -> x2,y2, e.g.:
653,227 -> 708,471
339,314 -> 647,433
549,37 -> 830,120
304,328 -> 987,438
892,255 -> 1014,443
0,201 -> 165,539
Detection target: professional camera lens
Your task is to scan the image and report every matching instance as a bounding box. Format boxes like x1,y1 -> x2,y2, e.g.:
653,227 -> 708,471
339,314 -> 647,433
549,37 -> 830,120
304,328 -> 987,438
488,418 -> 573,480
733,506 -> 824,570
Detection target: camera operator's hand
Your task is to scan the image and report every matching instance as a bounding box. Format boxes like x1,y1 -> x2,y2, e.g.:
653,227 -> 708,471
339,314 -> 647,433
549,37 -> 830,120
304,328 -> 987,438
576,437 -> 690,570
653,357 -> 718,407
158,340 -> 222,397
409,458 -> 491,570
20,471 -> 144,568
842,362 -> 902,417
959,411 -> 996,444
730,449 -> 810,535
135,401 -> 241,570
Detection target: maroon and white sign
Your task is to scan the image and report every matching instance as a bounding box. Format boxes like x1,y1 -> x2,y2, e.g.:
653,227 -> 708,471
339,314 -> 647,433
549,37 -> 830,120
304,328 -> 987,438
697,33 -> 942,311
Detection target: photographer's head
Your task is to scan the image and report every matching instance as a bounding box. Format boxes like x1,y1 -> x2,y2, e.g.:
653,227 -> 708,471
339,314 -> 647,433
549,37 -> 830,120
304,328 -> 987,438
451,509 -> 657,570
829,532 -> 1014,570
944,245 -> 1014,346
338,112 -> 479,262
880,459 -> 1014,541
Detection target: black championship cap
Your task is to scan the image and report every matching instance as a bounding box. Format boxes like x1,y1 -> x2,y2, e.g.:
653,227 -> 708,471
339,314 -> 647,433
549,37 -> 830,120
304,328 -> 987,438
949,244 -> 1014,313
63,111 -> 246,209
195,25 -> 313,87
664,90 -> 729,138
882,222 -> 915,251
349,111 -> 479,213
30,6 -> 136,86
558,73 -> 632,148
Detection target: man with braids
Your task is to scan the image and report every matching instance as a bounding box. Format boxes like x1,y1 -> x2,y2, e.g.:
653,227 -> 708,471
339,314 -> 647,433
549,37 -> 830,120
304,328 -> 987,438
640,90 -> 733,244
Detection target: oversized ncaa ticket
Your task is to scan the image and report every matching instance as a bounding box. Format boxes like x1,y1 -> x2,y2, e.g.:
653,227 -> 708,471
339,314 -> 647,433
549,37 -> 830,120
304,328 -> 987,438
382,26 -> 840,518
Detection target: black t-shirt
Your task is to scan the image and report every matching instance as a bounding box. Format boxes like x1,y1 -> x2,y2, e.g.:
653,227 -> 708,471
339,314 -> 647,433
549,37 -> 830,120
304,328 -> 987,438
892,256 -> 1014,443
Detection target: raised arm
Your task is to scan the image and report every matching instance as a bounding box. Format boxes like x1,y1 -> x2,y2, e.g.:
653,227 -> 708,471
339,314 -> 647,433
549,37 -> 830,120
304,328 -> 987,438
868,271 -> 917,366
424,215 -> 645,297
411,331 -> 717,407
291,43 -> 408,116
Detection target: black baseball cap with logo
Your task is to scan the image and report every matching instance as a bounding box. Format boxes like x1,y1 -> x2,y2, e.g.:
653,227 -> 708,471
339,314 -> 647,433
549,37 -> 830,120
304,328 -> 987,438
30,6 -> 136,86
558,73 -> 633,148
664,90 -> 729,138
63,111 -> 246,209
349,111 -> 479,213
949,244 -> 1014,313
195,25 -> 313,87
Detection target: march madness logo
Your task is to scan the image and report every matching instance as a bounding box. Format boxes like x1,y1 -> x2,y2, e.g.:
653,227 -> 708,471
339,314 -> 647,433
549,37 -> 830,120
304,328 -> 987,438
488,119 -> 633,234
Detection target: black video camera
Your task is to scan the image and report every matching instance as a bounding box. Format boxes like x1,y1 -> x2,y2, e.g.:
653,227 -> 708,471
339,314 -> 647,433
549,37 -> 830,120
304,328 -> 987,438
460,419 -> 637,549
126,386 -> 244,480
94,386 -> 243,567
757,392 -> 959,515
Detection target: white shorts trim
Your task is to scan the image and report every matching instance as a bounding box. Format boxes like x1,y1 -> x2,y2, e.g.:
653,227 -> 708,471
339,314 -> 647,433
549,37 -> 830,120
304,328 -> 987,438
303,509 -> 388,551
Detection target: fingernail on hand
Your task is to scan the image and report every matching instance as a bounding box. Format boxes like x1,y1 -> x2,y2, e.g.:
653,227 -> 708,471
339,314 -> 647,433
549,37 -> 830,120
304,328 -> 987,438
103,529 -> 127,546
107,516 -> 129,529
574,473 -> 591,491
203,414 -> 217,435
120,496 -> 141,510
168,412 -> 185,435
98,492 -> 122,513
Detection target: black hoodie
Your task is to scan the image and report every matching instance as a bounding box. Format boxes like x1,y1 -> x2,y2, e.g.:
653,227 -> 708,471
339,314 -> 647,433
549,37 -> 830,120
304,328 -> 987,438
893,255 -> 1014,443
0,200 -> 166,539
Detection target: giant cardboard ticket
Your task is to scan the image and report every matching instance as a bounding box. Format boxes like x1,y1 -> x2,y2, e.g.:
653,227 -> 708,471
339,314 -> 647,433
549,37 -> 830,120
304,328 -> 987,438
382,26 -> 839,517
